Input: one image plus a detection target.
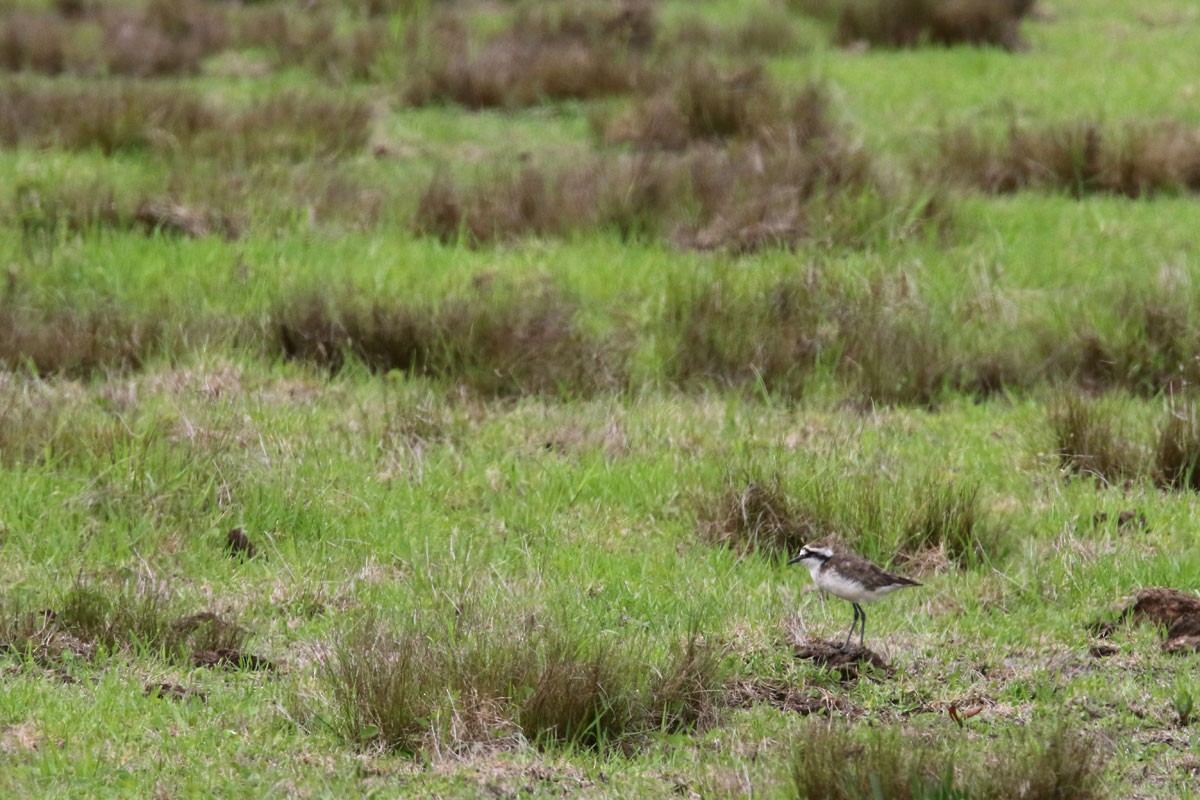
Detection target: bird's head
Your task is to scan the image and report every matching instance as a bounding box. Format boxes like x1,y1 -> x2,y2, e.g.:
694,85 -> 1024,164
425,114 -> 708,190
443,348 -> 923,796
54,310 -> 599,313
787,544 -> 833,565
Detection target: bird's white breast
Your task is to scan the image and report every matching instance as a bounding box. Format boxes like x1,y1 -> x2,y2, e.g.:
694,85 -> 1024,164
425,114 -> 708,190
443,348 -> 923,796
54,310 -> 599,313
815,568 -> 904,604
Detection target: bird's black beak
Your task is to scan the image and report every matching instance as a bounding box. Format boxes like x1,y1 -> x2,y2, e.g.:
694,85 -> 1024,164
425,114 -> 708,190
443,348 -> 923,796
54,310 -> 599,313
787,553 -> 803,565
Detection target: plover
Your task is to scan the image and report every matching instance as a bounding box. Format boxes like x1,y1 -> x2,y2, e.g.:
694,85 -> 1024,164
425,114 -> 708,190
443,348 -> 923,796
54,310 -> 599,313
788,544 -> 921,650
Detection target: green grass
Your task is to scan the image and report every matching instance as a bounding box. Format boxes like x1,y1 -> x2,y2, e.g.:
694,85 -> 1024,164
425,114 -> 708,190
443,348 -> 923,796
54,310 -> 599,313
2,0 -> 1200,796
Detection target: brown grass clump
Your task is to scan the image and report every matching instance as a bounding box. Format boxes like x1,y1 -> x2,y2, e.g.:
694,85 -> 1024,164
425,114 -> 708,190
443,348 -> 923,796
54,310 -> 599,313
665,275 -> 832,398
648,633 -> 724,733
134,200 -> 241,240
235,6 -> 393,82
1069,289 -> 1200,396
404,3 -> 655,109
517,636 -> 638,749
274,280 -> 626,397
1050,394 -> 1144,486
319,610 -> 726,755
1155,408 -> 1200,492
604,66 -> 832,151
0,581 -> 247,665
102,0 -> 230,78
0,1 -> 230,78
901,477 -> 997,567
0,82 -> 371,160
938,120 -> 1200,197
0,302 -> 164,378
837,276 -> 950,406
0,11 -> 71,75
835,0 -> 1032,52
413,157 -> 689,246
791,721 -> 1106,800
666,272 -> 963,404
697,472 -> 832,558
412,66 -> 937,254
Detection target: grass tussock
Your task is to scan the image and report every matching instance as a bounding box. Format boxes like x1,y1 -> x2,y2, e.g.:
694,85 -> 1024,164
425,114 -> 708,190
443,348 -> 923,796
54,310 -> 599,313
1050,394 -> 1145,486
902,477 -> 997,567
938,120 -> 1200,197
0,0 -> 393,81
604,65 -> 835,151
667,272 -> 955,405
1,580 -> 246,665
404,2 -> 655,109
671,7 -> 807,58
666,275 -> 831,398
837,276 -> 950,407
1155,408 -> 1200,492
835,0 -> 1033,52
417,70 -> 938,253
319,610 -> 725,755
236,5 -> 394,82
0,1 -> 229,78
274,280 -> 626,397
0,82 -> 371,160
791,720 -> 1106,800
698,466 -> 998,568
0,302 -> 165,379
697,473 -> 823,558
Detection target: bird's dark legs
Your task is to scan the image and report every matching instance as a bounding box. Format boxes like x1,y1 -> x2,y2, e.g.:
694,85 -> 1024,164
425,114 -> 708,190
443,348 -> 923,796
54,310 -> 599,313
841,604 -> 863,650
839,604 -> 867,651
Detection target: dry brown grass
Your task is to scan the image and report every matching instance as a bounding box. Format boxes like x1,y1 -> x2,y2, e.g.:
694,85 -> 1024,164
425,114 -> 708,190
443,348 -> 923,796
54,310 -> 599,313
404,3 -> 655,109
274,279 -> 627,397
938,120 -> 1200,197
415,69 -> 933,254
1050,394 -> 1145,486
791,720 -> 1105,800
0,301 -> 165,378
0,81 -> 371,160
236,5 -> 394,82
0,1 -> 230,78
0,580 -> 248,665
901,477 -> 998,567
835,0 -> 1032,52
665,274 -> 832,397
319,609 -> 726,755
0,0 -> 395,81
666,271 -> 962,405
697,473 -> 822,558
1155,408 -> 1200,492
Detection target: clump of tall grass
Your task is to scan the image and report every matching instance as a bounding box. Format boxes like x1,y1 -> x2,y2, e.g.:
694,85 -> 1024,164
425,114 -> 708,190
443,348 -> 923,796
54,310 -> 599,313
403,2 -> 654,109
0,579 -> 247,664
317,609 -> 726,755
791,720 -> 1106,800
698,465 -> 997,569
274,279 -> 627,397
0,301 -> 166,379
1155,407 -> 1200,492
834,0 -> 1033,52
937,120 -> 1200,198
0,82 -> 371,161
665,274 -> 835,399
1050,394 -> 1146,486
902,477 -> 999,567
696,472 -> 823,558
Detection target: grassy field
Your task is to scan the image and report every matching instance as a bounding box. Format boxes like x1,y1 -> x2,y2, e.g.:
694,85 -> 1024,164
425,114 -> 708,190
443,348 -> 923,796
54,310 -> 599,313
3,0 -> 1200,797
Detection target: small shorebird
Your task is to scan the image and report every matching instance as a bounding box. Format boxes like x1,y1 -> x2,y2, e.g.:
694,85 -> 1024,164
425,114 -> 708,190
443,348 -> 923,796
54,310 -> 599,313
788,544 -> 921,650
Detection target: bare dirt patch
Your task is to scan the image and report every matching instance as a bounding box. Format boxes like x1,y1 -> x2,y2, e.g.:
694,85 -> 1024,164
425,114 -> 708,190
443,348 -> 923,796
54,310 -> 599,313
191,648 -> 276,672
1091,587 -> 1200,653
725,678 -> 863,716
144,682 -> 206,702
792,639 -> 891,681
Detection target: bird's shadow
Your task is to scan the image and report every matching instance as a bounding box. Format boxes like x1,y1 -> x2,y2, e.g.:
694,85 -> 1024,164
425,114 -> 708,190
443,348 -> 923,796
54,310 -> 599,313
793,639 -> 891,681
